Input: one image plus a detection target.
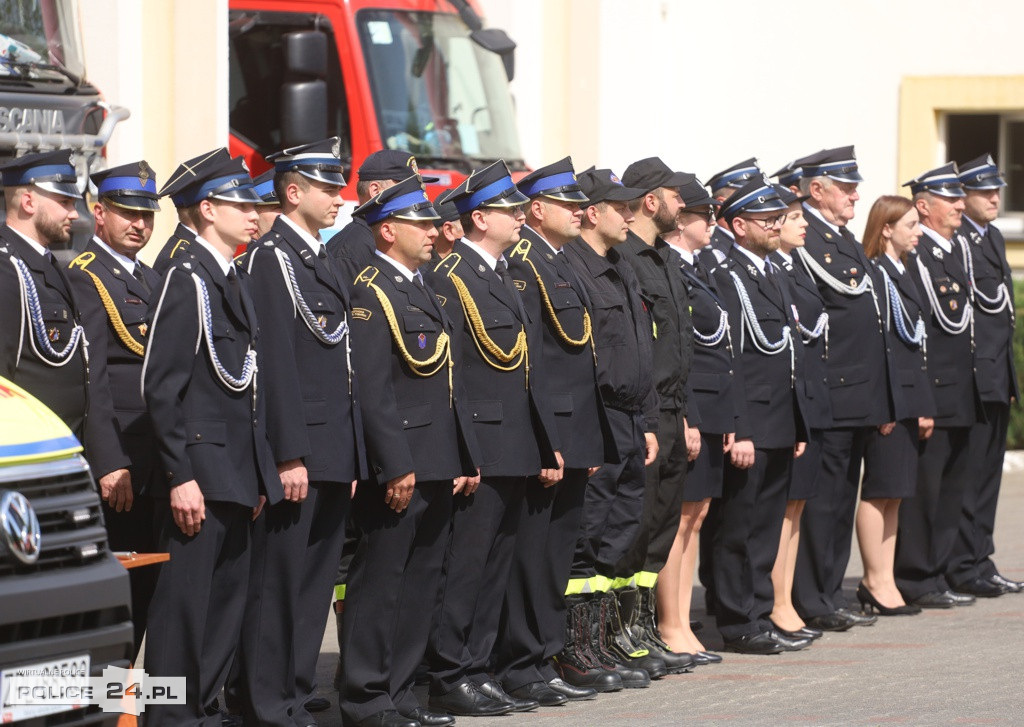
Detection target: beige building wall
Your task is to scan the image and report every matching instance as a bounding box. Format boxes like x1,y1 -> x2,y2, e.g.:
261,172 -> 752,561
480,0 -> 1024,238
80,0 -> 228,263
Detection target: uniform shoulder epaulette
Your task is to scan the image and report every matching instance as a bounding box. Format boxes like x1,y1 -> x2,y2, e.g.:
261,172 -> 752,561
169,237 -> 191,259
508,238 -> 531,260
69,250 -> 96,270
355,265 -> 380,286
435,251 -> 462,276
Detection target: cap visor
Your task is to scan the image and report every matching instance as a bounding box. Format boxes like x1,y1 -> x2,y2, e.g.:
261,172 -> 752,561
542,190 -> 589,203
829,171 -> 863,183
298,169 -> 347,187
35,181 -> 83,199
103,195 -> 161,212
485,188 -> 530,206
665,171 -> 696,187
211,187 -> 263,203
393,205 -> 442,221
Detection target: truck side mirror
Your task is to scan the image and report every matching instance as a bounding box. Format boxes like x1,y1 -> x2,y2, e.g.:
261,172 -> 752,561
470,28 -> 516,81
280,30 -> 329,146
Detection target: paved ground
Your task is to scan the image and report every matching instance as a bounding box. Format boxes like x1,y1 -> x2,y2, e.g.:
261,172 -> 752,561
306,473 -> 1024,726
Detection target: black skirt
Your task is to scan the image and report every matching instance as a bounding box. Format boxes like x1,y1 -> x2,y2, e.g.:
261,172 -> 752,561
683,430 -> 725,502
861,418 -> 920,500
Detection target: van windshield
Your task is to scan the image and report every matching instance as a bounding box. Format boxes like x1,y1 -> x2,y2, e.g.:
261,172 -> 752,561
356,9 -> 524,167
0,0 -> 86,85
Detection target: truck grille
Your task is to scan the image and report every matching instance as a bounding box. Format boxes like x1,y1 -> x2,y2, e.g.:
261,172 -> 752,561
0,457 -> 108,576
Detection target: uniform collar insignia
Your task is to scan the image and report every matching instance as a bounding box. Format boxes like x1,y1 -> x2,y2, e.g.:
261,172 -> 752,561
930,246 -> 944,260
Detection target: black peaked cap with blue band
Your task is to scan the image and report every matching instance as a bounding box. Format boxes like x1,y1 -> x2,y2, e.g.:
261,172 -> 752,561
903,162 -> 965,198
799,146 -> 863,183
621,157 -> 695,194
158,149 -> 261,206
707,158 -> 761,193
679,177 -> 717,209
91,161 -> 160,211
353,174 -> 439,225
0,149 -> 82,199
720,174 -> 788,221
958,154 -> 1006,190
433,187 -> 460,224
576,167 -> 645,208
159,148 -> 232,206
267,137 -> 346,187
450,160 -> 529,215
252,170 -> 279,206
517,156 -> 588,203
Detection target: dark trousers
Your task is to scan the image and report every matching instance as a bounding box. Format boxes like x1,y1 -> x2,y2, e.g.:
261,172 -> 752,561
237,482 -> 350,727
949,402 -> 1009,585
571,408 -> 647,580
615,408 -> 686,577
496,468 -> 588,691
142,501 -> 251,727
793,426 -> 869,618
428,476 -> 526,695
895,427 -> 972,600
712,448 -> 792,641
102,495 -> 157,658
339,481 -> 452,723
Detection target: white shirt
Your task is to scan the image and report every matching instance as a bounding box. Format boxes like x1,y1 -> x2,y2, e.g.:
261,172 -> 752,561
279,214 -> 326,257
460,238 -> 504,271
374,249 -> 421,284
93,236 -> 138,275
775,249 -> 793,266
803,202 -> 841,236
732,243 -> 768,275
885,251 -> 906,275
193,236 -> 234,276
674,246 -> 695,265
8,227 -> 49,258
920,225 -> 953,254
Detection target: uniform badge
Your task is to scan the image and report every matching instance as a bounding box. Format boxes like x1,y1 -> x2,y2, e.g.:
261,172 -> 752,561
435,294 -> 447,306
478,264 -> 486,273
931,247 -> 943,260
48,326 -> 60,342
513,280 -> 526,291
746,264 -> 758,277
317,314 -> 328,327
417,333 -> 427,349
545,253 -> 554,261
950,299 -> 958,311
952,282 -> 960,293
138,161 -> 150,186
824,253 -> 832,263
395,275 -> 403,283
939,284 -> 948,294
113,268 -> 121,275
332,138 -> 341,158
139,323 -> 148,337
825,233 -> 833,240
352,307 -> 372,320
850,278 -> 857,287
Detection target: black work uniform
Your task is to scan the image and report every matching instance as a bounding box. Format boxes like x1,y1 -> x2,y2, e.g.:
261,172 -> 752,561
564,239 -> 658,581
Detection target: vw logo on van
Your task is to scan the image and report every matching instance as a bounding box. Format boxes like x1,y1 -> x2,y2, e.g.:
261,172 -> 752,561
0,490 -> 42,565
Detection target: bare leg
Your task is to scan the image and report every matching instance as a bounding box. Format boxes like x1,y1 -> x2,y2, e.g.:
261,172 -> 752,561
658,498 -> 710,653
856,497 -> 906,607
770,499 -> 806,631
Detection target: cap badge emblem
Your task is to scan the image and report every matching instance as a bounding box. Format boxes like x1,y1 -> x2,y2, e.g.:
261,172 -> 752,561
609,174 -> 620,183
138,161 -> 150,186
409,157 -> 420,174
332,139 -> 341,158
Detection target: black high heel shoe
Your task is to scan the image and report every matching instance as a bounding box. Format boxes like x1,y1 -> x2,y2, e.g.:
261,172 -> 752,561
856,582 -> 922,616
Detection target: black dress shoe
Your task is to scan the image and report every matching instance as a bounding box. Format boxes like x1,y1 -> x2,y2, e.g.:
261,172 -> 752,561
399,707 -> 455,726
305,696 -> 331,713
427,682 -> 512,717
770,629 -> 812,652
835,608 -> 877,627
942,590 -> 976,606
696,651 -> 723,663
804,611 -> 855,632
909,591 -> 956,609
355,709 -> 420,727
546,678 -> 597,701
990,573 -> 1024,593
722,631 -> 784,655
771,621 -> 824,640
507,681 -> 568,707
953,577 -> 1006,598
475,679 -> 538,712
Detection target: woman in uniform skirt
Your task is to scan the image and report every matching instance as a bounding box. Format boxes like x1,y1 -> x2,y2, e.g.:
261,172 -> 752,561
769,188 -> 831,639
856,195 -> 935,615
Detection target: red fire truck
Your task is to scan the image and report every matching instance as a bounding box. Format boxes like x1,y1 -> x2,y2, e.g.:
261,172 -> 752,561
227,0 -> 526,230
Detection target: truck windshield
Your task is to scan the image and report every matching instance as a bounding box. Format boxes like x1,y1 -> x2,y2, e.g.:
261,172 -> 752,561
0,0 -> 86,85
357,9 -> 523,166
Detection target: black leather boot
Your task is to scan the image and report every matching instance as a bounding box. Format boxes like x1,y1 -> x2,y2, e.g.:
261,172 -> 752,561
631,585 -> 695,674
602,591 -> 666,680
553,597 -> 622,693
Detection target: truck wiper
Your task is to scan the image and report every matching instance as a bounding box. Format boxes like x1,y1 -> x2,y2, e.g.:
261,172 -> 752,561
1,59 -> 82,87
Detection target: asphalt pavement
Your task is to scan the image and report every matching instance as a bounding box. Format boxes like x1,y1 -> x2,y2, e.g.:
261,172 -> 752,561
305,471 -> 1024,726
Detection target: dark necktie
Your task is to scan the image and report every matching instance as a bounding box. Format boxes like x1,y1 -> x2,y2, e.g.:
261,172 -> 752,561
226,268 -> 244,316
496,259 -> 527,321
132,264 -> 151,294
317,244 -> 328,261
